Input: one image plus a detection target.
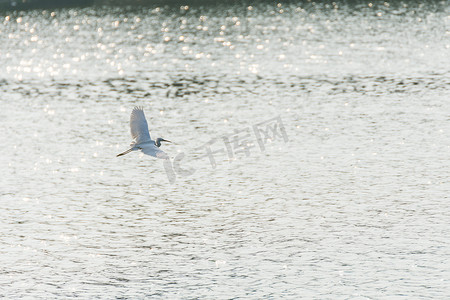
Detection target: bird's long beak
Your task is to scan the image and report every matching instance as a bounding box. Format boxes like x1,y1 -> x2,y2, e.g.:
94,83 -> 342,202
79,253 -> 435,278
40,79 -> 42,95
162,139 -> 172,143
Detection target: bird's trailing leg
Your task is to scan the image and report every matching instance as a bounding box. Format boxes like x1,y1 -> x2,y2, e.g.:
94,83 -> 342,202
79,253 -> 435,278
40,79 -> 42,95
116,148 -> 134,157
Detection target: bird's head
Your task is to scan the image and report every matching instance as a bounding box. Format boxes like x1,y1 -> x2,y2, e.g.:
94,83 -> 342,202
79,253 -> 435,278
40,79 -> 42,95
155,138 -> 171,147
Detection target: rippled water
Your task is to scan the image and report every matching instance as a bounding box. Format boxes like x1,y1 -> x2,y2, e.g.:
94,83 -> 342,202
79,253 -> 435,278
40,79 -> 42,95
1,2 -> 449,298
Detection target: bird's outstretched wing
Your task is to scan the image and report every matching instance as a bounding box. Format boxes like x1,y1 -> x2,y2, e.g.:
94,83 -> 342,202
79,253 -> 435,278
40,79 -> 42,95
130,106 -> 151,144
140,144 -> 169,159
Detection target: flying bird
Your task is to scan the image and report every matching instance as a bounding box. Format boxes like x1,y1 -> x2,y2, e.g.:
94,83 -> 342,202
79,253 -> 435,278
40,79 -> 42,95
117,107 -> 171,159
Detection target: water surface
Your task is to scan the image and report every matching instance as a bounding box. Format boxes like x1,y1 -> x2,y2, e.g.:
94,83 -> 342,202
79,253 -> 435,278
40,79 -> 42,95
1,2 -> 449,298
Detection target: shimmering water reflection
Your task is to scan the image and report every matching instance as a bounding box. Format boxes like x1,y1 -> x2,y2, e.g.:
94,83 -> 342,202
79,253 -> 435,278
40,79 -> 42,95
0,2 -> 449,298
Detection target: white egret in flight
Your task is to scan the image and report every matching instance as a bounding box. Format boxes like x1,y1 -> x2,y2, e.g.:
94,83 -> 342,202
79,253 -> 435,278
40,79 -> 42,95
117,107 -> 171,159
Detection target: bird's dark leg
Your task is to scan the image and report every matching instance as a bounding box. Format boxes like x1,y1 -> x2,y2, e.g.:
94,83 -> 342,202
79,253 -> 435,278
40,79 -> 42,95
117,148 -> 133,157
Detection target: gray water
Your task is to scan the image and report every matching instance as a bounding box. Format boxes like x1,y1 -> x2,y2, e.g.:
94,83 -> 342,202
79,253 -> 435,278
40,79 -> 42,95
1,2 -> 449,298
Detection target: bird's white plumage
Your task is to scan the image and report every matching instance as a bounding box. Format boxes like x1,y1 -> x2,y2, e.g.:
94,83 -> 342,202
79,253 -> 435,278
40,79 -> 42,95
140,143 -> 169,159
117,106 -> 170,159
130,106 -> 151,144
